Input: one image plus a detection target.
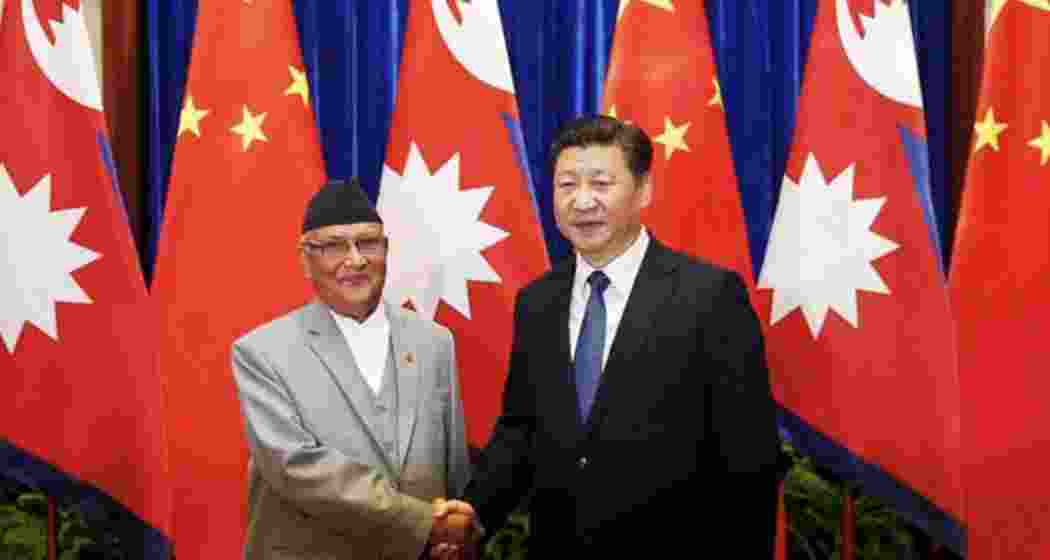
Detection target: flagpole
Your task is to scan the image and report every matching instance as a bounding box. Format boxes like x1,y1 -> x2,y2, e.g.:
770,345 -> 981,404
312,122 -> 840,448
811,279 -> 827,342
840,485 -> 857,560
775,480 -> 788,560
775,450 -> 793,560
47,495 -> 57,560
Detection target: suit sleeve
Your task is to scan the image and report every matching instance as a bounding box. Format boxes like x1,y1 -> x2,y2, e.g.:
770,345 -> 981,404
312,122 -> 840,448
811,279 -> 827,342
465,290 -> 536,535
706,271 -> 780,557
232,339 -> 433,559
443,328 -> 472,498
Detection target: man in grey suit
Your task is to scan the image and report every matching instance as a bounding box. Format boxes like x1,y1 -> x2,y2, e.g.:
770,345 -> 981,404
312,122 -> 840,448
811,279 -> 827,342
233,178 -> 475,559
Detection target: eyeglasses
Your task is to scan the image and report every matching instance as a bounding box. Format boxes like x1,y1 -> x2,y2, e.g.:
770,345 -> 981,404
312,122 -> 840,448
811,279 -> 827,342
301,236 -> 387,260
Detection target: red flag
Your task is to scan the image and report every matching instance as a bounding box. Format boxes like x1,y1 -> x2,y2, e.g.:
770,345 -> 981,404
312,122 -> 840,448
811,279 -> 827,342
0,0 -> 170,551
951,2 -> 1050,556
755,0 -> 964,545
602,0 -> 753,285
378,0 -> 549,445
150,1 -> 325,557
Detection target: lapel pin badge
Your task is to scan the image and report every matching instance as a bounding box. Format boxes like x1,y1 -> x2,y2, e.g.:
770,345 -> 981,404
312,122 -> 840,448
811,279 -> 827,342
404,352 -> 414,366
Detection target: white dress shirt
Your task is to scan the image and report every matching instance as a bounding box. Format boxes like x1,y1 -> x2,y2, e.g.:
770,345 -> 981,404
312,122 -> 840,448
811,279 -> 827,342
329,304 -> 391,395
569,227 -> 650,370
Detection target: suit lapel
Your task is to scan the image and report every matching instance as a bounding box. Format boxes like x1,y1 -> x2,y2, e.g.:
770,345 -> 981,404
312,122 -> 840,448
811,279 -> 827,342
388,303 -> 423,475
584,240 -> 677,436
301,302 -> 396,474
550,261 -> 582,436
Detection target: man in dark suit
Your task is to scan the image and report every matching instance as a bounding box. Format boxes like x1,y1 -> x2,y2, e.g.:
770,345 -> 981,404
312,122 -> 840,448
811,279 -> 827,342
435,115 -> 779,557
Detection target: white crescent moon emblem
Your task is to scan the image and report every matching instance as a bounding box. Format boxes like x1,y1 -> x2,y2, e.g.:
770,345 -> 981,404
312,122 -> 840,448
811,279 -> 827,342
432,0 -> 515,94
836,0 -> 922,109
21,0 -> 102,111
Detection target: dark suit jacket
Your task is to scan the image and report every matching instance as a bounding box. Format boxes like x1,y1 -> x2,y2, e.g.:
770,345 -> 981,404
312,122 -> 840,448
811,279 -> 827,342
466,238 -> 779,557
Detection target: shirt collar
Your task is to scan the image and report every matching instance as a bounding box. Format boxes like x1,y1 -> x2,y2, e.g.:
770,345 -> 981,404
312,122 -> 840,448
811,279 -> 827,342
328,301 -> 389,335
574,227 -> 650,296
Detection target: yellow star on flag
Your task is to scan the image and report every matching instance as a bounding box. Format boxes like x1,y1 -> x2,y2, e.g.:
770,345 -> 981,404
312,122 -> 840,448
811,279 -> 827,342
642,0 -> 675,11
1019,0 -> 1050,12
231,105 -> 268,151
653,117 -> 691,160
618,0 -> 631,18
178,95 -> 209,138
708,77 -> 723,108
1028,121 -> 1050,165
285,65 -> 310,107
619,0 -> 675,16
988,0 -> 1008,29
604,106 -> 634,125
973,108 -> 1008,153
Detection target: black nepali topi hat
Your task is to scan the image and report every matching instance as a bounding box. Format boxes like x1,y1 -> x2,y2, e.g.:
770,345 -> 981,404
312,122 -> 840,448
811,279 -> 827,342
302,177 -> 382,233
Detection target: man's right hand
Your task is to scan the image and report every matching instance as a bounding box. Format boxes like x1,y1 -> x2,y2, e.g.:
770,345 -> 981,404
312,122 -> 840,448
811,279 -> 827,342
429,499 -> 479,560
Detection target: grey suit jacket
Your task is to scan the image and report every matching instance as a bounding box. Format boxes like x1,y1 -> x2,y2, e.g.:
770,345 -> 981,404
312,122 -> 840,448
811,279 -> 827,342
232,301 -> 470,560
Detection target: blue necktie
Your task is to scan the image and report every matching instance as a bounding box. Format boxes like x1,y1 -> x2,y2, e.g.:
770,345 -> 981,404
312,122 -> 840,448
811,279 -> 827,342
574,270 -> 610,423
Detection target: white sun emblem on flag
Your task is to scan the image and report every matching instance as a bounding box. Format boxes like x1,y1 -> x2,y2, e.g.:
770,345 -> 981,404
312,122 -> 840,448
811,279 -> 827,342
758,154 -> 899,338
0,164 -> 100,353
377,142 -> 509,320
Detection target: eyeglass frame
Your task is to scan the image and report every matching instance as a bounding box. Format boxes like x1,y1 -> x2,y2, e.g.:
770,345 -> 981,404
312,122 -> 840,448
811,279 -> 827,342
300,234 -> 389,261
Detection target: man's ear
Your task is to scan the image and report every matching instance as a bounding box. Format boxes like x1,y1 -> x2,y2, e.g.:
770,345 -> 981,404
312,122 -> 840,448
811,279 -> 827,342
639,173 -> 653,209
299,248 -> 314,280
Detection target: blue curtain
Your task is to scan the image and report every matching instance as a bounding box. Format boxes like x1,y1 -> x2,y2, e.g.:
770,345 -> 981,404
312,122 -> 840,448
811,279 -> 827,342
293,0 -> 408,198
145,0 -> 957,549
706,1 -> 950,273
146,0 -> 952,271
145,0 -> 620,269
145,0 -> 197,277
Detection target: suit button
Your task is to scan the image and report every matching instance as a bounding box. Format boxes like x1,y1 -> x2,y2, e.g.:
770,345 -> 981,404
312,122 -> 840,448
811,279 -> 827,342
578,456 -> 588,469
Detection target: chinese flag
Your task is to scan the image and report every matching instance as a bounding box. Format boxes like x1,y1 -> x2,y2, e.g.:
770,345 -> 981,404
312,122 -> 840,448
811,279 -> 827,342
755,0 -> 964,550
0,0 -> 170,556
602,0 -> 753,285
378,0 -> 549,446
951,2 -> 1050,557
150,1 -> 324,557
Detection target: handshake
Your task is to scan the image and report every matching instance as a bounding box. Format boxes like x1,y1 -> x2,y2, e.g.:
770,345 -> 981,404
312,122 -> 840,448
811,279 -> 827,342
428,498 -> 481,560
